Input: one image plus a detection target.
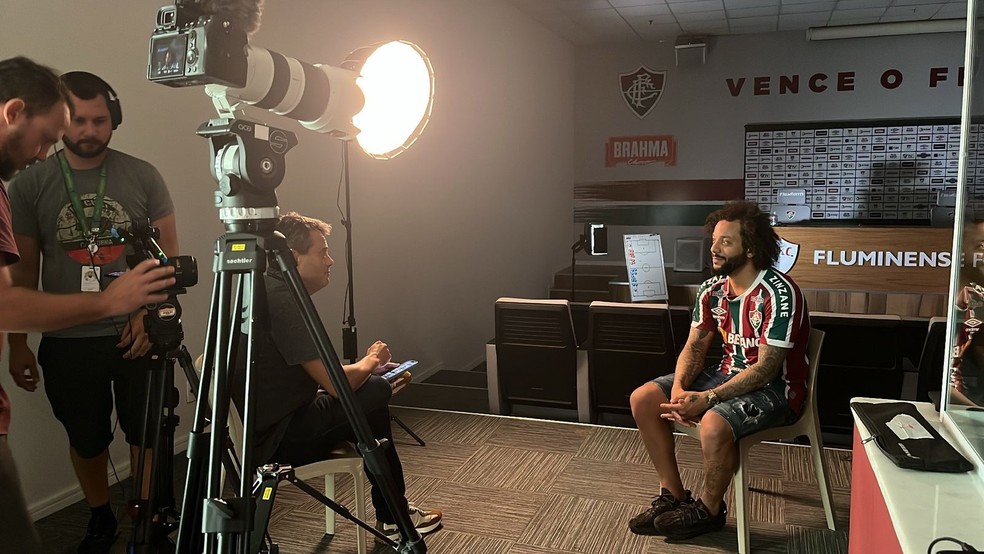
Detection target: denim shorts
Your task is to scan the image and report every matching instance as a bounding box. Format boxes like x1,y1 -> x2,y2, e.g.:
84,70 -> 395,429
651,368 -> 795,441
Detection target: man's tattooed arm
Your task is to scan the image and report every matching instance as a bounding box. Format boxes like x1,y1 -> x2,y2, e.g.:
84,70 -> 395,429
673,327 -> 714,391
712,343 -> 788,400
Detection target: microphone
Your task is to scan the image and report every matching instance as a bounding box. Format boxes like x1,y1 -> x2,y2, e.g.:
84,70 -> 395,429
202,0 -> 264,37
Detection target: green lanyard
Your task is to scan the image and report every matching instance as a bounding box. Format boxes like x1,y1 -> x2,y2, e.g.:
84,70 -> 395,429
57,153 -> 106,241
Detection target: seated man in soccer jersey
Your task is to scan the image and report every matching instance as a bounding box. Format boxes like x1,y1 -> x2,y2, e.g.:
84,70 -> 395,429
627,200 -> 810,540
230,211 -> 441,544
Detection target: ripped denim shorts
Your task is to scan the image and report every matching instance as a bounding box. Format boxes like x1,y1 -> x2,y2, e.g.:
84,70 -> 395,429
651,367 -> 795,441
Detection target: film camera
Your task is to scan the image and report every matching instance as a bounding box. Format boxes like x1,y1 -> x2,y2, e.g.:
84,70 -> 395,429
112,223 -> 198,348
147,1 -> 248,87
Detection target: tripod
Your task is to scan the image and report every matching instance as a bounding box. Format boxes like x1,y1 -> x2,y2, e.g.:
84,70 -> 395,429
127,290 -> 198,553
174,225 -> 426,554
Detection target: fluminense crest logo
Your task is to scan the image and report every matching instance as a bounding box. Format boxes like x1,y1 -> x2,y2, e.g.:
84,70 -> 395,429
774,238 -> 800,274
620,66 -> 665,119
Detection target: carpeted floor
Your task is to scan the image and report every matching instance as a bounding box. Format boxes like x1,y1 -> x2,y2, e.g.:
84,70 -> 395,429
33,406 -> 851,553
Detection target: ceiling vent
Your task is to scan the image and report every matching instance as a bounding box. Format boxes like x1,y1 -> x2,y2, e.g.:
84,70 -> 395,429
674,35 -> 707,66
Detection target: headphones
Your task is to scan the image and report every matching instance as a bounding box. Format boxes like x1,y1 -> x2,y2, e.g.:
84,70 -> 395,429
61,71 -> 122,130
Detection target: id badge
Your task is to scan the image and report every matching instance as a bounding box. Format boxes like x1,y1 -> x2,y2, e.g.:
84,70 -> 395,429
81,266 -> 101,292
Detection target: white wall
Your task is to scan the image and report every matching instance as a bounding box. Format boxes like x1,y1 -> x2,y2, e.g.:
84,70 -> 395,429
571,31 -> 966,266
0,0 -> 574,517
575,31 -> 966,182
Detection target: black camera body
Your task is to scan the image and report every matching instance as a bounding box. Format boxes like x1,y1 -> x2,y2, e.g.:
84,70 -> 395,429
147,1 -> 248,87
118,224 -> 199,290
114,223 -> 198,349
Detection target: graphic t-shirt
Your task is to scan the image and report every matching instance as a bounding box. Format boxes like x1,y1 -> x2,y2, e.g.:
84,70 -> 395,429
8,149 -> 174,337
692,268 -> 811,415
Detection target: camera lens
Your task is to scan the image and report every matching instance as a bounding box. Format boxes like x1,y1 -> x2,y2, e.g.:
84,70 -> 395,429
169,256 -> 199,289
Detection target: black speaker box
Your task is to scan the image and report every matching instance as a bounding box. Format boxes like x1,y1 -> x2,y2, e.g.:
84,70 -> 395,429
674,237 -> 710,272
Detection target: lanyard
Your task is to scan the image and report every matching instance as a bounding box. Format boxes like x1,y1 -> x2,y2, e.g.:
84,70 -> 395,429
57,153 -> 106,239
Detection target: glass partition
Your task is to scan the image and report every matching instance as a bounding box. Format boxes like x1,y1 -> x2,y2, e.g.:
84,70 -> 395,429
944,0 -> 984,466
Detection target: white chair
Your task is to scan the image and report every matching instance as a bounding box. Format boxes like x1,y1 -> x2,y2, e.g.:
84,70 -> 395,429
226,404 -> 369,554
194,354 -> 368,554
674,329 -> 834,554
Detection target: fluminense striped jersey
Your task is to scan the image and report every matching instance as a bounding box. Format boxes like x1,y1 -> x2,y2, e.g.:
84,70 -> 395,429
692,268 -> 811,415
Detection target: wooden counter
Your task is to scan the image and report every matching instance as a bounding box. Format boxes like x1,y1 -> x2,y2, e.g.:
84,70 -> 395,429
609,227 -> 956,317
776,227 -> 954,294
777,226 -> 954,318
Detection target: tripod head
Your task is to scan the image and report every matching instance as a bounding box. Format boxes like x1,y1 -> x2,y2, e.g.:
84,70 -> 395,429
198,117 -> 297,232
144,288 -> 188,351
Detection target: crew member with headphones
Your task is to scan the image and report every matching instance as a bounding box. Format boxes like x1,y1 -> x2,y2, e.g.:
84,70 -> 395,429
6,71 -> 179,554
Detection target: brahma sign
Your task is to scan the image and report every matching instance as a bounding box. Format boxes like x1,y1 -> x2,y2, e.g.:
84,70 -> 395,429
605,135 -> 677,167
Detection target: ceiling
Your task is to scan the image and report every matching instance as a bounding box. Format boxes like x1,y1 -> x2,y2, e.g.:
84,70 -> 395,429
507,0 -> 968,45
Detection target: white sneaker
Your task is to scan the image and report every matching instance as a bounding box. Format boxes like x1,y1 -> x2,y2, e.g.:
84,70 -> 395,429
376,503 -> 443,541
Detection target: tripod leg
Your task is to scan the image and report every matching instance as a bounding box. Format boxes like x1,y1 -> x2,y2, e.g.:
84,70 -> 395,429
130,349 -> 168,553
176,271 -> 225,554
174,345 -> 244,494
391,416 -> 426,447
288,471 -> 394,548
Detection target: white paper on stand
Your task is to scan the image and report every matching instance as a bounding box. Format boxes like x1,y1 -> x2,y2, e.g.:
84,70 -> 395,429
623,233 -> 668,302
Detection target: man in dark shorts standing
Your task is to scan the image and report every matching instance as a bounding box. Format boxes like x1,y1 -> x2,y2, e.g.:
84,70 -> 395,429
627,200 -> 810,541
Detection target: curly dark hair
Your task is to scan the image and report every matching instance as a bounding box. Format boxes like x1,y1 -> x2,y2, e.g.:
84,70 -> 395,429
704,200 -> 780,271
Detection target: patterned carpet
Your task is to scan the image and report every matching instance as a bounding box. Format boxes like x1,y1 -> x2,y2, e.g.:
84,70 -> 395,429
34,406 -> 851,553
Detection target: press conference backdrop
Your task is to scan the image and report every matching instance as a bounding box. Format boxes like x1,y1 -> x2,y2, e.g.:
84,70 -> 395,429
745,118 -> 969,223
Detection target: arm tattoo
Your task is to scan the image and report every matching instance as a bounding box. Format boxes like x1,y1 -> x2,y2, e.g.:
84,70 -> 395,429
713,344 -> 788,400
675,328 -> 711,388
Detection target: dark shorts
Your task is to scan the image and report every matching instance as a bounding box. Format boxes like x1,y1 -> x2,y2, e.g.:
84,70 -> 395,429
652,367 -> 795,441
39,336 -> 152,458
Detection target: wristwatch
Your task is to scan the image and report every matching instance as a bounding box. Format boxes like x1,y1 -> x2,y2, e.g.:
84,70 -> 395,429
706,390 -> 721,407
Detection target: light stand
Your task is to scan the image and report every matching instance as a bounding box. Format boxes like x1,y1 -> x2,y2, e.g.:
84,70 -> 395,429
341,140 -> 358,363
339,140 -> 426,447
570,235 -> 586,303
569,223 -> 607,302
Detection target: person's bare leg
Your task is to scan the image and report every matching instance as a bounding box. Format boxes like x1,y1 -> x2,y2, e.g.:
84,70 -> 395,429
697,411 -> 738,514
70,448 -> 110,507
630,382 -> 685,500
